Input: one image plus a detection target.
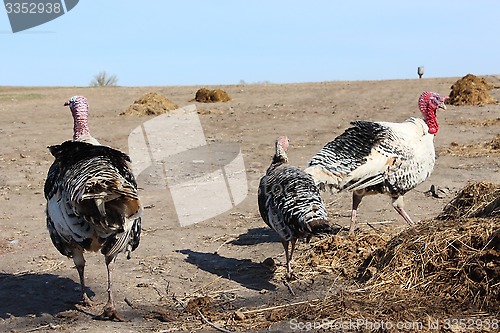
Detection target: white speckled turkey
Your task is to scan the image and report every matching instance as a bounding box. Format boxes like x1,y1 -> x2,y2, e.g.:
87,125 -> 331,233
44,96 -> 142,321
305,92 -> 448,234
258,136 -> 330,278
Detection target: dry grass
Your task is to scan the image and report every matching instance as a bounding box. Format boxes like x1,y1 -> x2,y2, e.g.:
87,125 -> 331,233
225,216 -> 498,331
438,181 -> 500,220
200,181 -> 500,332
145,182 -> 500,332
367,218 -> 499,306
280,231 -> 390,282
363,182 -> 500,316
439,134 -> 500,157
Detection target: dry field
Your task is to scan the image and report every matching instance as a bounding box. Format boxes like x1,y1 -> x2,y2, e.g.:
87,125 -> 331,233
0,77 -> 499,332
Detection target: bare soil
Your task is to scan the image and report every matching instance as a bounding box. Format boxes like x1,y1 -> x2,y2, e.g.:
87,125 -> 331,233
1,77 -> 499,332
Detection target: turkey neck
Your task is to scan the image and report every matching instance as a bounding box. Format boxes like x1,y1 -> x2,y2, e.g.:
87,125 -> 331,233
421,106 -> 438,135
424,110 -> 438,135
72,106 -> 91,141
272,144 -> 288,164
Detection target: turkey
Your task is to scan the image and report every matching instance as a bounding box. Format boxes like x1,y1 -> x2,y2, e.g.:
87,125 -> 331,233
44,96 -> 143,321
304,91 -> 448,234
258,136 -> 330,279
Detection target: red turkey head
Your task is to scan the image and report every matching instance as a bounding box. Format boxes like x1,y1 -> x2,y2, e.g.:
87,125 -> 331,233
418,92 -> 448,135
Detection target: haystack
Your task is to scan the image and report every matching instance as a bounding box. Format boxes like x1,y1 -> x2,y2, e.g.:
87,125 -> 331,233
448,74 -> 497,106
121,92 -> 178,116
287,232 -> 388,281
194,88 -> 231,103
438,181 -> 500,219
363,182 -> 500,312
292,182 -> 499,313
184,182 -> 500,332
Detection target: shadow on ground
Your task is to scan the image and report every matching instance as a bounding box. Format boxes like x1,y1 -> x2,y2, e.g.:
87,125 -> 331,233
230,227 -> 281,246
178,250 -> 276,291
0,272 -> 94,318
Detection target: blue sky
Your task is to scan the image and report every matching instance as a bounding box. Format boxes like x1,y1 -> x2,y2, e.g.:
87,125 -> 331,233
1,1 -> 500,86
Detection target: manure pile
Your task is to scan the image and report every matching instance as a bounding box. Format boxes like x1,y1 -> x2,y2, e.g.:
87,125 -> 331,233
194,88 -> 231,103
448,74 -> 497,106
222,182 -> 499,331
121,92 -> 178,116
144,182 -> 499,332
361,182 -> 499,313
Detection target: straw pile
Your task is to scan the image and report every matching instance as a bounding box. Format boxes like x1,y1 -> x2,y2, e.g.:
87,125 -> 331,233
121,92 -> 178,116
367,218 -> 498,307
273,231 -> 389,281
361,182 -> 499,310
231,182 -> 500,331
438,181 -> 500,220
448,74 -> 497,106
154,182 -> 499,332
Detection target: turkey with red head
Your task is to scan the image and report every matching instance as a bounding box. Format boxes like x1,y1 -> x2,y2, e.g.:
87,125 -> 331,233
305,91 -> 448,234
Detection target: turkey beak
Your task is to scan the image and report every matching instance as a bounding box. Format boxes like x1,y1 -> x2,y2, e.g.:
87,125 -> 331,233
439,96 -> 449,111
64,101 -> 70,106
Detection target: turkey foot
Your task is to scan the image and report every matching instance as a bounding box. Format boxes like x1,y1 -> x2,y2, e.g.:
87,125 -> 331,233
282,278 -> 296,296
285,270 -> 298,281
96,306 -> 127,322
79,293 -> 93,307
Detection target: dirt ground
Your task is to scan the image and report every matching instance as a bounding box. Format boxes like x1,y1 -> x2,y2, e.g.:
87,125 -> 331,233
0,77 -> 499,332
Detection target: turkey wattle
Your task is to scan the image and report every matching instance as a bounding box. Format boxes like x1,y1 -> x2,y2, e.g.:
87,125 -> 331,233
305,92 -> 448,234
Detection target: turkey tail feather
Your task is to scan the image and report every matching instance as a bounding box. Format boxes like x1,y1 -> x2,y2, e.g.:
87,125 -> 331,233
104,228 -> 131,258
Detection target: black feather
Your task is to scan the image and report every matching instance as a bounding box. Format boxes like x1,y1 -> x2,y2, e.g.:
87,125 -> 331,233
44,140 -> 141,258
259,153 -> 329,242
308,121 -> 388,175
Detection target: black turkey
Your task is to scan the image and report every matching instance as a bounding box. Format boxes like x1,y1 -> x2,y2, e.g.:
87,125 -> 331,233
258,136 -> 330,278
305,91 -> 448,234
44,96 -> 142,321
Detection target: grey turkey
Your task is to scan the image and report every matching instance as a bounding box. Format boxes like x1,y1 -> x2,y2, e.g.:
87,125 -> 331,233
44,96 -> 143,321
305,91 -> 448,234
258,136 -> 330,279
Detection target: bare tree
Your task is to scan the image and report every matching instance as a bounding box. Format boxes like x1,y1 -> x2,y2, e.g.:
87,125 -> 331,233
90,71 -> 118,86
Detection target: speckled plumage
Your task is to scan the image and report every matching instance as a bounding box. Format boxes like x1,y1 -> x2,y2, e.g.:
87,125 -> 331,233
258,136 -> 329,278
43,96 -> 143,321
45,141 -> 142,259
305,92 -> 447,234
